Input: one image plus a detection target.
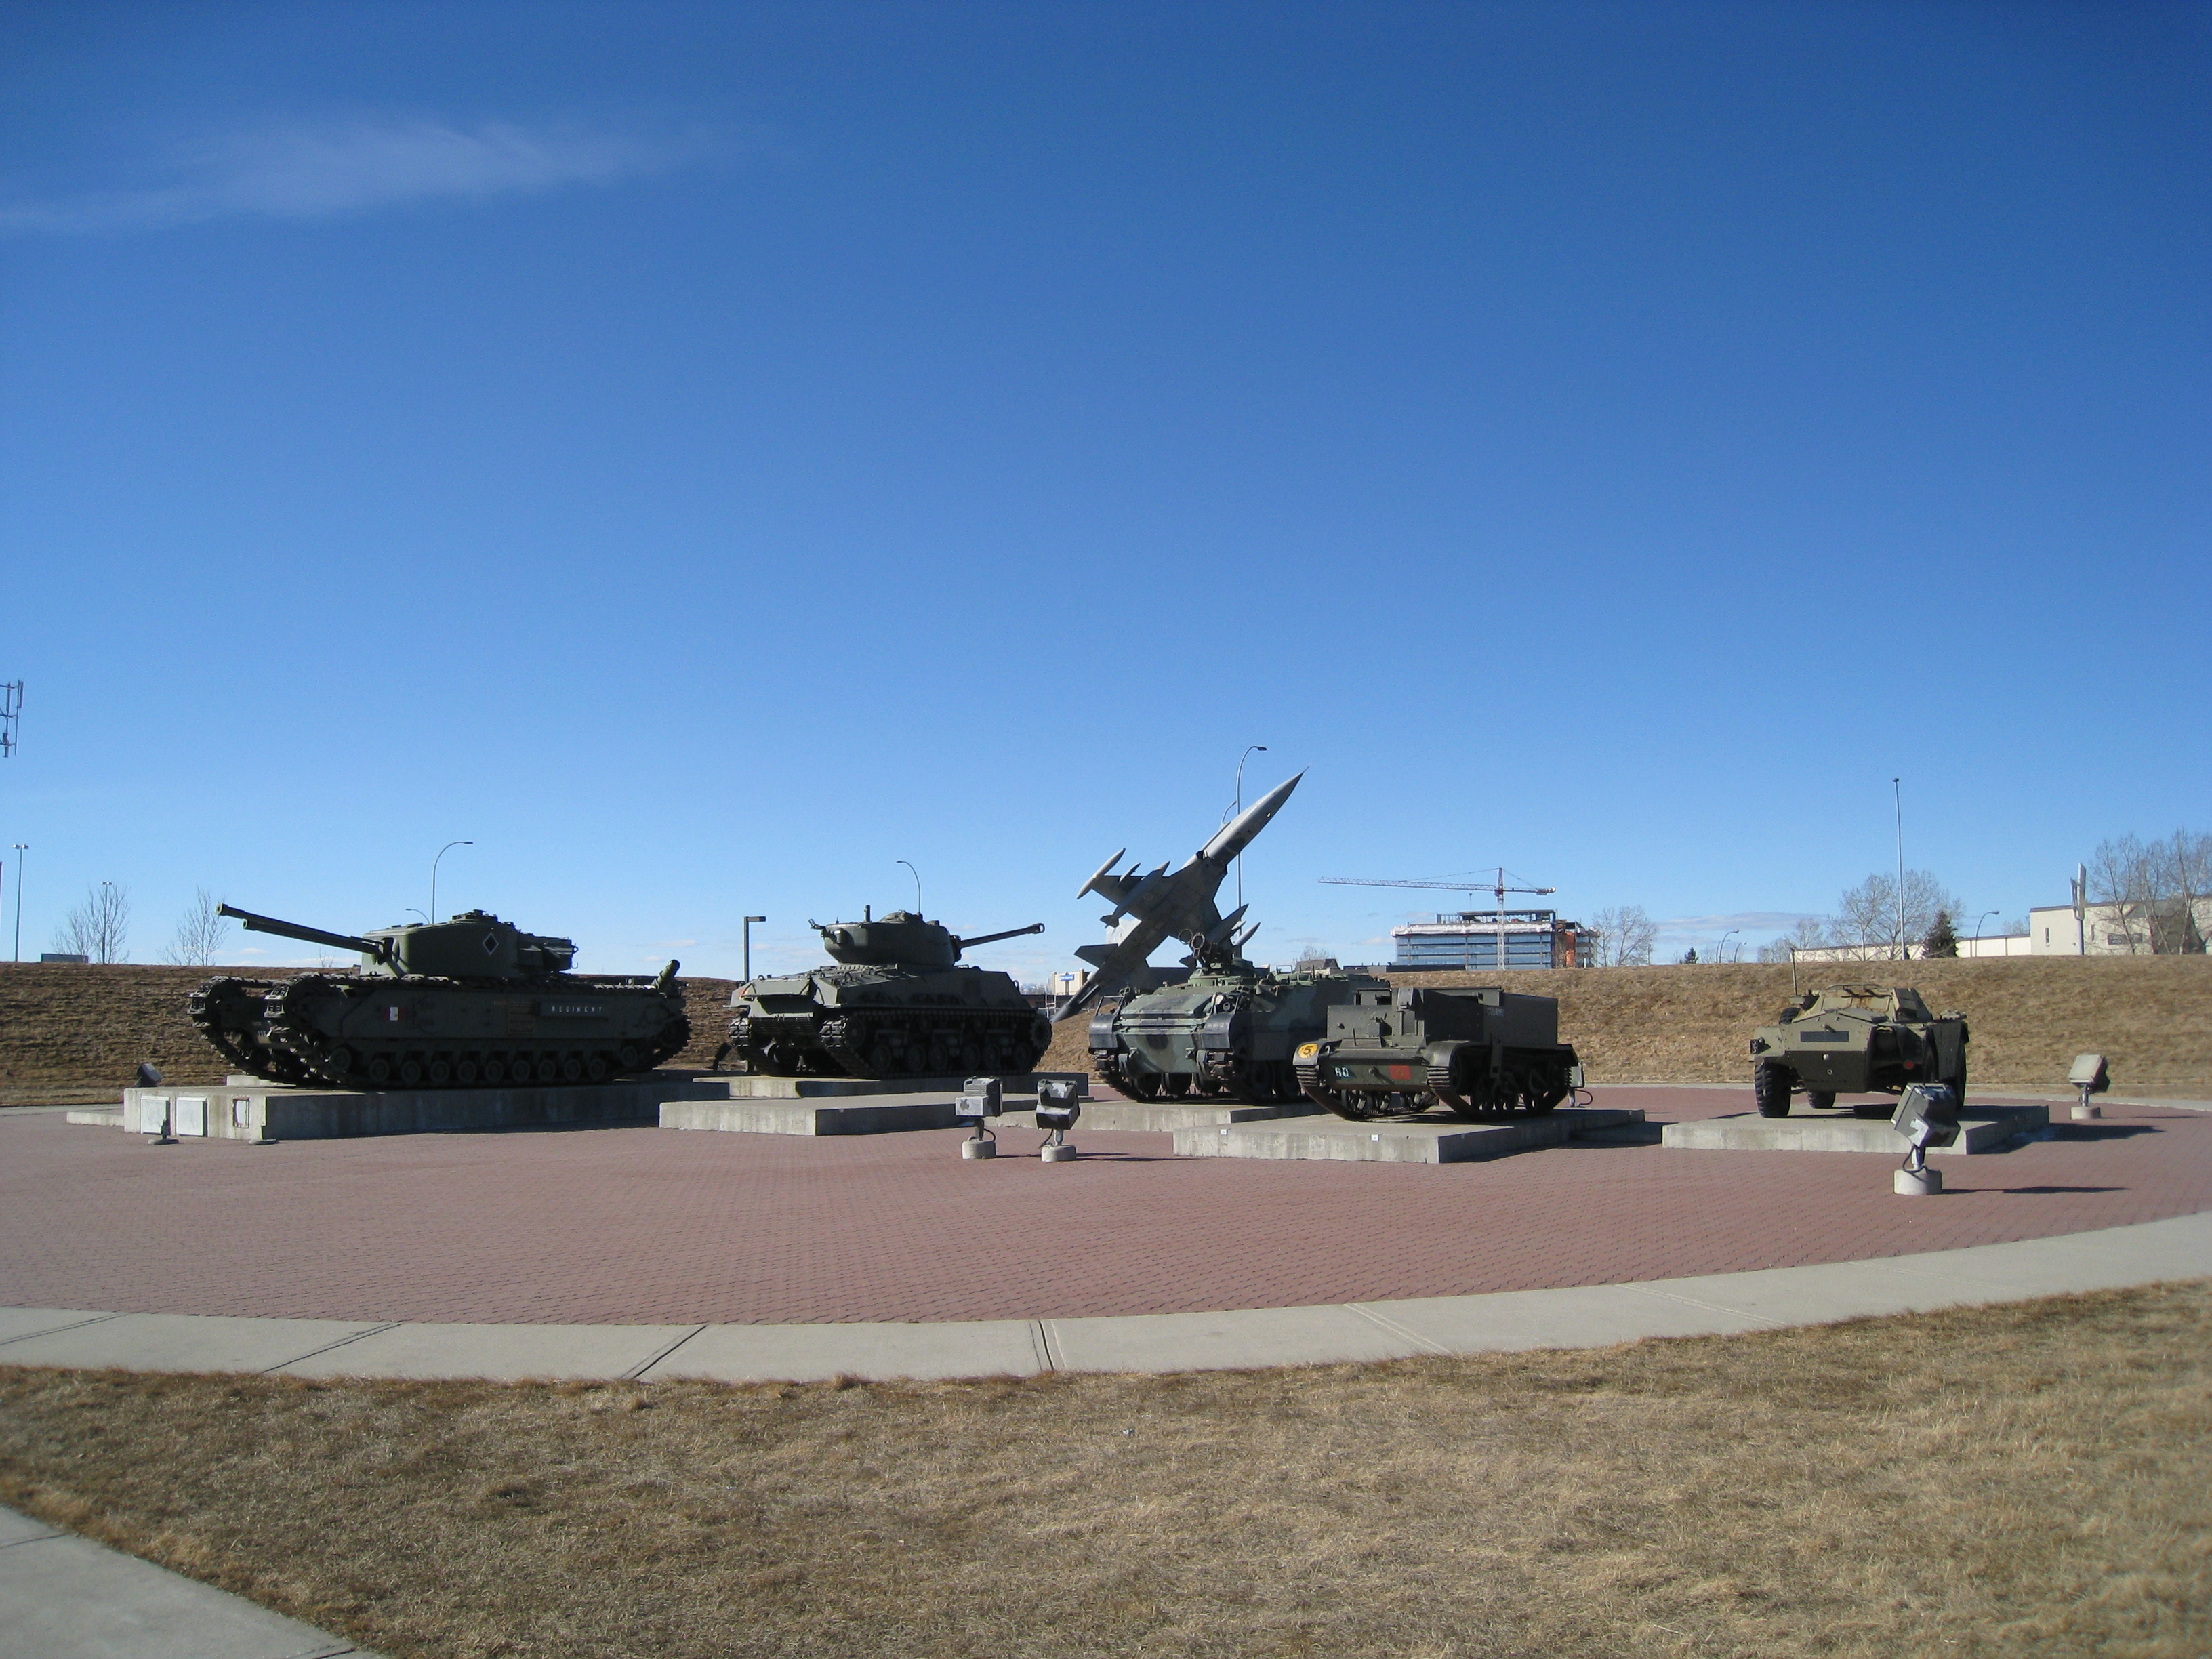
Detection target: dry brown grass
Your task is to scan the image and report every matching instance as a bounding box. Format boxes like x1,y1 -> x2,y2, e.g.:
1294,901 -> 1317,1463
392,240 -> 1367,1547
0,963 -> 737,1105
1044,956 -> 2212,1098
4,1283 -> 2208,1658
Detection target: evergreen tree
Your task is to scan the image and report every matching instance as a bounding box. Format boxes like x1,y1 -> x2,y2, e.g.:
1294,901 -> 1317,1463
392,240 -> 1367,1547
1923,909 -> 1959,958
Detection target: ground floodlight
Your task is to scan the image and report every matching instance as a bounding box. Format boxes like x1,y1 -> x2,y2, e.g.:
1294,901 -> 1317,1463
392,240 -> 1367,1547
2068,1052 -> 2110,1117
1036,1078 -> 1082,1161
1889,1082 -> 1959,1194
136,1062 -> 162,1087
957,1075 -> 1003,1159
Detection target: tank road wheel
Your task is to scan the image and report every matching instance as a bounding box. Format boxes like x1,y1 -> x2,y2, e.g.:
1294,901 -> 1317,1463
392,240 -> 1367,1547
455,1056 -> 480,1086
1805,1090 -> 1837,1111
1127,1071 -> 1164,1101
616,1044 -> 642,1075
481,1055 -> 506,1084
394,1056 -> 421,1087
1526,1063 -> 1565,1115
365,1054 -> 393,1088
535,1054 -> 561,1085
321,1046 -> 358,1084
560,1054 -> 583,1084
960,1036 -> 987,1077
1753,1061 -> 1793,1118
585,1052 -> 611,1084
427,1055 -> 453,1086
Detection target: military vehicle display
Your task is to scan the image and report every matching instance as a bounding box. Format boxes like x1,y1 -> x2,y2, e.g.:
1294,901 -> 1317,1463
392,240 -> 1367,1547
1748,984 -> 1967,1117
1294,984 -> 1582,1121
188,905 -> 691,1088
726,909 -> 1050,1078
1087,958 -> 1384,1103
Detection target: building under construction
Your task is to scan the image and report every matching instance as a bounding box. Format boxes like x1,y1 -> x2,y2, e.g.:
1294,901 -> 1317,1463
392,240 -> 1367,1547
1390,909 -> 1595,970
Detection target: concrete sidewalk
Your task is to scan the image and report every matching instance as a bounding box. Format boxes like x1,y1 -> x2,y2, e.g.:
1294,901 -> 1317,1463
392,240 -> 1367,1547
3,1210 -> 2205,1385
0,1505 -> 379,1659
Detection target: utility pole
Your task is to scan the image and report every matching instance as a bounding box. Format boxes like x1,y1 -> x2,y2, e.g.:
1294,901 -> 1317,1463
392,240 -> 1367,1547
743,916 -> 766,982
1893,778 -> 1908,961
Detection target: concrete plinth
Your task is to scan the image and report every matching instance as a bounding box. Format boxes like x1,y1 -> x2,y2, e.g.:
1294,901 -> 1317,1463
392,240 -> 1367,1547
997,1100 -> 1319,1133
115,1077 -> 718,1141
661,1094 -> 966,1136
1895,1166 -> 1943,1195
705,1072 -> 1087,1100
1662,1103 -> 2047,1156
1173,1107 -> 1643,1164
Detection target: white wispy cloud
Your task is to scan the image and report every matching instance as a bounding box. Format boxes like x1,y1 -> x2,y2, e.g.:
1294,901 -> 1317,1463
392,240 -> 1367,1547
1,115 -> 712,234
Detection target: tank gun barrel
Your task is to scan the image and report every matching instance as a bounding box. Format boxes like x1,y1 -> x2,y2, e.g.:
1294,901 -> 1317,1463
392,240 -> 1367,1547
216,903 -> 391,964
953,922 -> 1046,951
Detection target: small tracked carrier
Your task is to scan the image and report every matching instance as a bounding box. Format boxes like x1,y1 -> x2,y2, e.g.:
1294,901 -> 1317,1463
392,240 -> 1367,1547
1748,984 -> 1967,1117
1088,960 -> 1382,1103
726,910 -> 1050,1078
1294,983 -> 1582,1122
187,905 -> 691,1089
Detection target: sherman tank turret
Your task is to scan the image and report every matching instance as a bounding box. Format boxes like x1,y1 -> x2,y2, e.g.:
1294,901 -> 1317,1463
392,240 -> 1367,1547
186,905 -> 691,1090
726,909 -> 1050,1078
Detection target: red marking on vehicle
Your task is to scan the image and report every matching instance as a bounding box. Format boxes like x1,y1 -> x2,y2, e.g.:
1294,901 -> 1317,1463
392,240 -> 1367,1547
1388,1063 -> 1413,1082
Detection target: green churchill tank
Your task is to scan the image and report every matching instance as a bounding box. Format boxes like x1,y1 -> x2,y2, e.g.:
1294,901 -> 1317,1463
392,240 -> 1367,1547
187,905 -> 691,1089
1088,960 -> 1383,1103
726,909 -> 1050,1078
1294,983 -> 1582,1121
1748,984 -> 1968,1117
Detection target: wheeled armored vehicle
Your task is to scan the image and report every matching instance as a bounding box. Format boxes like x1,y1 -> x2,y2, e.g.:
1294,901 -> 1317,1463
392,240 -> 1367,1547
1294,983 -> 1582,1121
1748,984 -> 1967,1117
188,905 -> 691,1089
1087,960 -> 1382,1103
726,909 -> 1050,1078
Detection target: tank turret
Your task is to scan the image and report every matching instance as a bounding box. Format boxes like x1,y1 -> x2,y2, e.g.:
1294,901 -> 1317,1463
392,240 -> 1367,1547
814,911 -> 1044,969
218,904 -> 579,981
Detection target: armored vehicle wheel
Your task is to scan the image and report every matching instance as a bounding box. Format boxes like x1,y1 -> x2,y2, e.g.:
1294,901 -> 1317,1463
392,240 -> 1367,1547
455,1057 -> 479,1084
365,1055 -> 392,1086
532,1055 -> 558,1084
1163,1074 -> 1193,1099
481,1056 -> 506,1084
586,1053 -> 611,1083
1753,1061 -> 1793,1118
1127,1072 -> 1162,1100
428,1056 -> 452,1085
1805,1090 -> 1837,1110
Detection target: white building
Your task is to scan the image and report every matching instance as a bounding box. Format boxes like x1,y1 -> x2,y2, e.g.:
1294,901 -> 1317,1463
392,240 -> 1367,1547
2027,899 -> 2211,956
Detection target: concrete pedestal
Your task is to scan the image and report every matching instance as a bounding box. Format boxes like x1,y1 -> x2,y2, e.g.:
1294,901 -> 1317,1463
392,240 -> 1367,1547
709,1071 -> 1086,1100
1895,1166 -> 1943,1195
960,1136 -> 997,1160
1173,1107 -> 1643,1164
1040,1143 -> 1079,1162
113,1076 -> 722,1141
1662,1103 -> 2047,1156
996,1100 -> 1318,1133
661,1094 -> 966,1136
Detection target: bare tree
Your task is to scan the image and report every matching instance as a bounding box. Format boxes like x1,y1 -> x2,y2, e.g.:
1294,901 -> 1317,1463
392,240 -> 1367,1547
161,887 -> 232,967
1586,905 -> 1657,966
2086,834 -> 2160,953
1834,870 -> 1961,959
1757,917 -> 1832,963
2159,830 -> 2211,953
50,881 -> 131,963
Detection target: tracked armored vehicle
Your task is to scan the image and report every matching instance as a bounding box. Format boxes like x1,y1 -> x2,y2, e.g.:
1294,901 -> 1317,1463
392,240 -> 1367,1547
1294,984 -> 1582,1122
1749,984 -> 1967,1117
726,910 -> 1050,1078
187,905 -> 691,1089
1088,960 -> 1383,1103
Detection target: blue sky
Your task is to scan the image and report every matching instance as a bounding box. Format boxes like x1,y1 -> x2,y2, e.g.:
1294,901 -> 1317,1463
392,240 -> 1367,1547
3,1 -> 2205,981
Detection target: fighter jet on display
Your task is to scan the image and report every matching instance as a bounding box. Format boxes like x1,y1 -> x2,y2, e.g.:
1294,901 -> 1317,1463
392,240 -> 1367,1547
1054,771 -> 1305,1021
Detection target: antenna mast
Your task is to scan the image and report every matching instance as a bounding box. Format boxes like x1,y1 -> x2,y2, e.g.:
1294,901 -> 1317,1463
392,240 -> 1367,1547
0,682 -> 20,757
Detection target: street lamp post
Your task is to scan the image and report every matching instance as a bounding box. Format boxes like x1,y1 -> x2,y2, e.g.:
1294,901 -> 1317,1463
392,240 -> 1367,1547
1973,909 -> 1999,959
1233,744 -> 1267,909
896,860 -> 921,915
9,843 -> 23,962
430,840 -> 473,924
1892,778 -> 1908,960
743,916 -> 766,983
1719,929 -> 1738,965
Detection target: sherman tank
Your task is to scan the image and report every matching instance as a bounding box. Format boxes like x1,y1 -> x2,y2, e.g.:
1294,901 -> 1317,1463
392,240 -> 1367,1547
187,905 -> 691,1089
725,909 -> 1050,1078
1088,960 -> 1383,1103
1294,983 -> 1582,1121
1749,984 -> 1967,1117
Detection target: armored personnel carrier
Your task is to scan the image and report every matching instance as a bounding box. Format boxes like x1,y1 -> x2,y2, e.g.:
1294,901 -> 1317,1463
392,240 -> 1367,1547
1749,984 -> 1967,1117
1087,960 -> 1383,1103
1294,983 -> 1582,1121
187,905 -> 691,1089
726,909 -> 1050,1078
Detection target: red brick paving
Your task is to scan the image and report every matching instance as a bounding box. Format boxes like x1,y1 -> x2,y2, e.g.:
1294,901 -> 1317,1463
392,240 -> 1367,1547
1,1088 -> 2205,1326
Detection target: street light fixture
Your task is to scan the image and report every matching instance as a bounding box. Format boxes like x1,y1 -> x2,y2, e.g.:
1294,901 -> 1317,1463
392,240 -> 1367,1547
430,840 -> 473,924
1719,929 -> 1738,965
896,860 -> 921,914
743,916 -> 766,983
1233,744 -> 1267,909
1973,909 -> 1999,959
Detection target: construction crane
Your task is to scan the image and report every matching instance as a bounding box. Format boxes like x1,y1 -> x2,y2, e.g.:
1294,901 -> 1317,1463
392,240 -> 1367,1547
1319,867 -> 1557,971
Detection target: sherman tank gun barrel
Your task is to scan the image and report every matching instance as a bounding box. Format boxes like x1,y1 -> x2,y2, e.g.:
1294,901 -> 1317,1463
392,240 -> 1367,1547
216,903 -> 392,964
953,922 -> 1045,952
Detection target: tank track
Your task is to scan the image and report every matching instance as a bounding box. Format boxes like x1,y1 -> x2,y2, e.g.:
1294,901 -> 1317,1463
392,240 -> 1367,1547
731,1006 -> 1050,1080
191,974 -> 690,1090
